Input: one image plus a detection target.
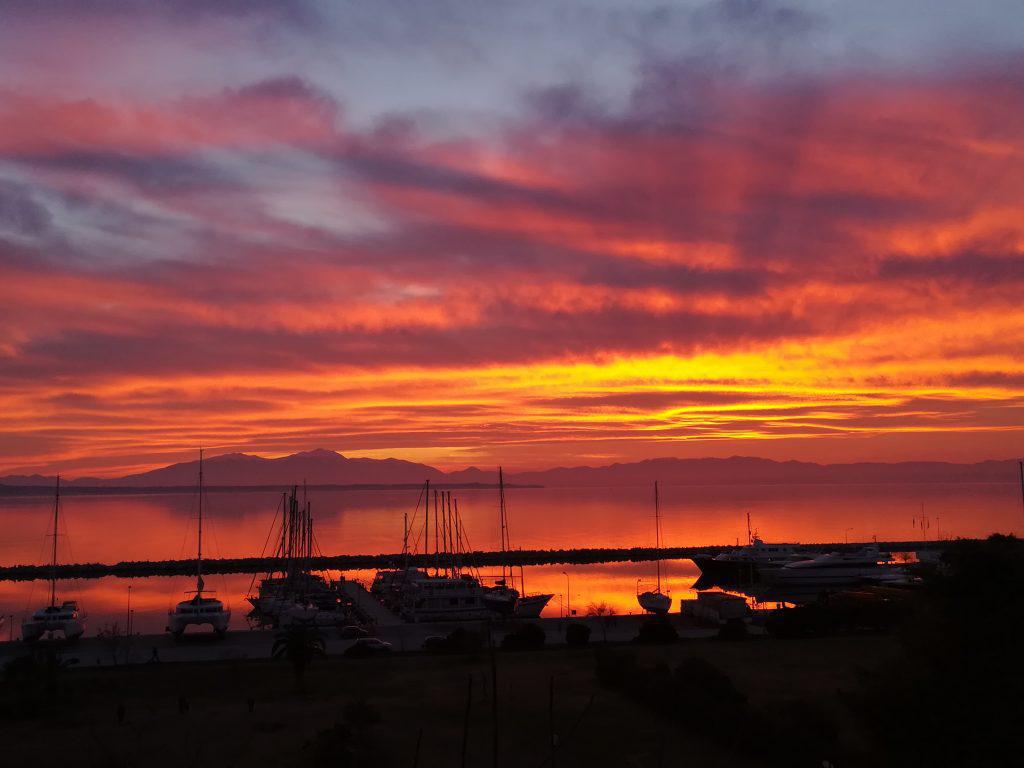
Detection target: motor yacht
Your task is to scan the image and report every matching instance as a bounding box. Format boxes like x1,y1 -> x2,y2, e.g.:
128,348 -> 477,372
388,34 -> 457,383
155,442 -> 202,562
767,546 -> 902,588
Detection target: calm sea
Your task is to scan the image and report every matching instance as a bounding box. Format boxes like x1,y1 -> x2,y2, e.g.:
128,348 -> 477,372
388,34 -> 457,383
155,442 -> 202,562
0,482 -> 1018,635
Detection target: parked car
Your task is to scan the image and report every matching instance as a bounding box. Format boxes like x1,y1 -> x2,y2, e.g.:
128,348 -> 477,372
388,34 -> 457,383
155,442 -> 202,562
339,625 -> 369,639
421,635 -> 447,652
344,637 -> 392,657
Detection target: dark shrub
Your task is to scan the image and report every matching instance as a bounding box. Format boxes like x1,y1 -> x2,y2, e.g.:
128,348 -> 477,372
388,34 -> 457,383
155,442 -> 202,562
758,698 -> 840,768
717,618 -> 749,641
670,657 -> 749,731
446,627 -> 483,654
565,622 -> 591,646
851,534 -> 1024,767
501,622 -> 546,651
633,617 -> 678,644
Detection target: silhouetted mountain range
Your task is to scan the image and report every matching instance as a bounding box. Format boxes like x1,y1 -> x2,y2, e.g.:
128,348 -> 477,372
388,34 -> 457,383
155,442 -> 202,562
1,450 -> 1020,490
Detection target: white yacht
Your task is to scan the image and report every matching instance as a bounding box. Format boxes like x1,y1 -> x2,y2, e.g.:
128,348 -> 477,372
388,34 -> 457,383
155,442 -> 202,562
167,450 -> 230,639
637,481 -> 672,614
399,572 -> 492,622
767,546 -> 902,587
692,537 -> 809,581
22,477 -> 86,642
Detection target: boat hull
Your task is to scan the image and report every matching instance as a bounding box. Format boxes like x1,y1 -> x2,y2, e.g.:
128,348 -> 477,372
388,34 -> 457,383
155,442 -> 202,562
22,617 -> 85,642
637,591 -> 673,614
515,593 -> 554,619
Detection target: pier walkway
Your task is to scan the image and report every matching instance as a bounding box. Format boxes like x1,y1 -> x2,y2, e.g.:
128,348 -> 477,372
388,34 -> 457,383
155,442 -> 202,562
343,579 -> 403,627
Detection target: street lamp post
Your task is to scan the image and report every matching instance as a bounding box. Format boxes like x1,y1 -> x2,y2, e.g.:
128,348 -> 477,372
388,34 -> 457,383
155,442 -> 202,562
562,571 -> 570,617
126,584 -> 132,636
844,527 -> 853,544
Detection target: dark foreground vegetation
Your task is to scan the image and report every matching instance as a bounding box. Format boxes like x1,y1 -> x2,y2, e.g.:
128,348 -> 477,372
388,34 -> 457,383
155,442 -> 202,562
1,535 -> 1019,767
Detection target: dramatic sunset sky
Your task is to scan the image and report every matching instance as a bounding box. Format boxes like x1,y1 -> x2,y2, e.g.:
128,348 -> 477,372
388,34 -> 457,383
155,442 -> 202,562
1,1 -> 1023,477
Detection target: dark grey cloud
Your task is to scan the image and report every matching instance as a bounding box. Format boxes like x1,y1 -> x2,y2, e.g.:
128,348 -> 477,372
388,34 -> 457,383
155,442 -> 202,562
878,253 -> 1024,285
24,151 -> 240,193
0,179 -> 51,236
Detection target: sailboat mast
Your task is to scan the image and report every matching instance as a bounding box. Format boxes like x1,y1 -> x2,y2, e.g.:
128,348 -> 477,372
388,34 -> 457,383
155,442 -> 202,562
197,448 -> 204,593
654,481 -> 662,593
50,475 -> 60,607
433,490 -> 439,576
498,467 -> 509,584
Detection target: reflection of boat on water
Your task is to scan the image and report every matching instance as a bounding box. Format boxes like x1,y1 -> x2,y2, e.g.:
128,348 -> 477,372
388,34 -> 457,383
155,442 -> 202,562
167,450 -> 230,639
637,481 -> 672,615
482,468 -> 553,618
247,485 -> 348,626
765,546 -> 904,588
22,476 -> 86,643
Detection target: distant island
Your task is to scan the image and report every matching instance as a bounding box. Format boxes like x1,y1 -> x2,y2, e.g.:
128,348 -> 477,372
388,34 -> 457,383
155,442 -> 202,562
0,449 -> 1020,495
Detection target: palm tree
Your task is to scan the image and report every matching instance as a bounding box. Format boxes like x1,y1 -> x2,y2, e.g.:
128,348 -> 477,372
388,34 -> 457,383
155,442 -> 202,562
271,621 -> 325,691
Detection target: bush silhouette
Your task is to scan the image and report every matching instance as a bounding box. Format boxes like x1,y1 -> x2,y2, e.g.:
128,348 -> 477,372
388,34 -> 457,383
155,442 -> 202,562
633,617 -> 678,644
565,622 -> 591,646
500,622 -> 546,651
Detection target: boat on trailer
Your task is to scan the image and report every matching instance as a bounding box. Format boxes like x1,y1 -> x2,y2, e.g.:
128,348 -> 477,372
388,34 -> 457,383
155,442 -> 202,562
637,481 -> 672,614
22,477 -> 86,642
167,449 -> 230,639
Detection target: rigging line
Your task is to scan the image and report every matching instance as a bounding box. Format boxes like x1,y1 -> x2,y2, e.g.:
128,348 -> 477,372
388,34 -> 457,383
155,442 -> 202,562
244,493 -> 282,602
406,482 -> 426,554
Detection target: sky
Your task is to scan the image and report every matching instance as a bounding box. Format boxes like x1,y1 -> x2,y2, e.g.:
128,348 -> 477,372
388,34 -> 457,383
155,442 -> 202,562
1,0 -> 1023,478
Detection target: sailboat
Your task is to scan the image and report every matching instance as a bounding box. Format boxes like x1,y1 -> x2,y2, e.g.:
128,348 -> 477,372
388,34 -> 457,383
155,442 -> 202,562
481,467 -> 554,618
22,476 -> 85,642
482,467 -> 519,615
637,481 -> 672,614
247,484 -> 345,625
167,449 -> 230,639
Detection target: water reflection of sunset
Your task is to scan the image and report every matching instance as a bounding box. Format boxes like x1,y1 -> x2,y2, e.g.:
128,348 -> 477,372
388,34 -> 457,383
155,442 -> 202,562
0,482 -> 1019,637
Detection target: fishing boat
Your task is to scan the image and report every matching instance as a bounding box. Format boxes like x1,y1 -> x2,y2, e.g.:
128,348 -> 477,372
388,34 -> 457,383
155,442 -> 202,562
167,450 -> 230,639
22,477 -> 86,642
637,481 -> 672,614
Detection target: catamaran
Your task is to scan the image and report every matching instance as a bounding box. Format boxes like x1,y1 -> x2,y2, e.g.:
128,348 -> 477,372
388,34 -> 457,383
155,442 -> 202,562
167,449 -> 230,639
22,476 -> 86,642
637,481 -> 672,614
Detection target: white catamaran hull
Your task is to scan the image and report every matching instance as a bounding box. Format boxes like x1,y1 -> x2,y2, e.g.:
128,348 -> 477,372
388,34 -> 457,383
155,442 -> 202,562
22,615 -> 85,642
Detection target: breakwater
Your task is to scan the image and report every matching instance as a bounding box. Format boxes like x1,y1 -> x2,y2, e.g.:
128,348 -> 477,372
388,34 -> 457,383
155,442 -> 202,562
0,540 -> 952,581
